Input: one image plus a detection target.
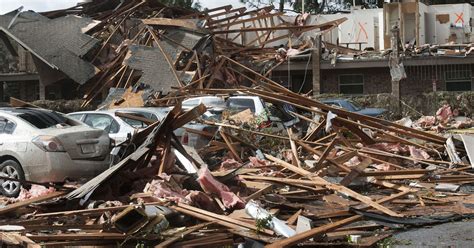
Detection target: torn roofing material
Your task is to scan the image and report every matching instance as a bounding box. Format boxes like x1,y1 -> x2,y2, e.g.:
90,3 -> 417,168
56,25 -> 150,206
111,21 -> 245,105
160,29 -> 204,61
125,44 -> 178,94
0,11 -> 100,85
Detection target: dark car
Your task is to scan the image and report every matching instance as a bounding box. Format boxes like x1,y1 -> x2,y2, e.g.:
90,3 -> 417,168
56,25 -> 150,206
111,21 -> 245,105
321,99 -> 387,117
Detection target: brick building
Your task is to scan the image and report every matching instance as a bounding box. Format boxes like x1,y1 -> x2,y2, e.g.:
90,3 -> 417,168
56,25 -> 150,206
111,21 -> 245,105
271,54 -> 474,96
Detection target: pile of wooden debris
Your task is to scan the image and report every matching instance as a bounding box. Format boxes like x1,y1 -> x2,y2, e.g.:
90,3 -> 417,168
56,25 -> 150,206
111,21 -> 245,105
1,1 -> 474,247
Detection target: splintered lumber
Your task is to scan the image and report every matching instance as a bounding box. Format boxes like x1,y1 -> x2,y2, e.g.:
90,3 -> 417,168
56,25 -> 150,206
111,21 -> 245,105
265,154 -> 403,217
266,215 -> 362,248
34,202 -> 166,218
207,6 -> 273,25
208,12 -> 283,29
142,18 -> 200,30
28,233 -> 129,241
155,222 -> 213,248
219,129 -> 243,162
286,209 -> 303,225
115,111 -> 156,125
172,104 -> 207,129
0,233 -> 40,248
268,191 -> 410,247
9,97 -> 41,108
288,128 -> 301,167
173,203 -> 274,235
212,17 -> 348,34
340,158 -> 372,186
0,191 -> 66,215
312,137 -> 337,172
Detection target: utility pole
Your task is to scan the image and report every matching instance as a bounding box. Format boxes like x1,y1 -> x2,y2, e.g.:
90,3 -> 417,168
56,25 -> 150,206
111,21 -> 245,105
389,25 -> 404,117
312,34 -> 321,96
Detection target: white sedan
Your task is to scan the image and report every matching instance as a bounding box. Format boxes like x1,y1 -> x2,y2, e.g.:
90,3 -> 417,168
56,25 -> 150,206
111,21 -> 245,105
67,108 -> 166,144
0,108 -> 112,197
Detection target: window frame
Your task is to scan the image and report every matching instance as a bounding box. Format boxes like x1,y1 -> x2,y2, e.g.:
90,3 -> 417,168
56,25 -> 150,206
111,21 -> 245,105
338,74 -> 364,95
445,70 -> 472,92
0,117 -> 17,134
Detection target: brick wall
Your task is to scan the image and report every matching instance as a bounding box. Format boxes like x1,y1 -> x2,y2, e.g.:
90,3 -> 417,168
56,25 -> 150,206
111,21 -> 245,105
320,67 -> 392,94
319,64 -> 474,95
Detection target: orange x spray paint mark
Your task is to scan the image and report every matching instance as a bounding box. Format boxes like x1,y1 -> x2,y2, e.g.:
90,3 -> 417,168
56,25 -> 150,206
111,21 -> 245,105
356,22 -> 368,42
455,13 -> 464,24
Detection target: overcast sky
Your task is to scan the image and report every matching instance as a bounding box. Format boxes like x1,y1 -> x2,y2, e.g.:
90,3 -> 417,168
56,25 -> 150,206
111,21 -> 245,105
0,0 -> 252,14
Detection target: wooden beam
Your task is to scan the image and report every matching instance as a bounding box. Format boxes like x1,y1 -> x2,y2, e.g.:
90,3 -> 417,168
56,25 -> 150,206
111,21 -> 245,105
0,191 -> 66,216
265,154 -> 403,217
174,203 -> 274,235
340,158 -> 372,186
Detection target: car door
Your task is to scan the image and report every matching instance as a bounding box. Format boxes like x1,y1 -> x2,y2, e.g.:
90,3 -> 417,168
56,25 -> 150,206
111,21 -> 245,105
0,118 -> 9,151
82,113 -> 125,143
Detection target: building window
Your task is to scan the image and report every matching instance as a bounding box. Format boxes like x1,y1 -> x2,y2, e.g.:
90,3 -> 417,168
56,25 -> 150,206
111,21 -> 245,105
445,70 -> 472,91
271,72 -> 290,88
339,75 -> 364,94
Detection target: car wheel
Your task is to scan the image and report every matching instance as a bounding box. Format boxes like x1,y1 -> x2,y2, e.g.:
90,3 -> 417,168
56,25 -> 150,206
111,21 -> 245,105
0,160 -> 24,197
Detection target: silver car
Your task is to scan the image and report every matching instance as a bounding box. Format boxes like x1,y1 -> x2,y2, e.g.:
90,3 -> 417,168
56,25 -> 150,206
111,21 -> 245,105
68,107 -> 216,149
0,108 -> 111,197
67,108 -> 167,144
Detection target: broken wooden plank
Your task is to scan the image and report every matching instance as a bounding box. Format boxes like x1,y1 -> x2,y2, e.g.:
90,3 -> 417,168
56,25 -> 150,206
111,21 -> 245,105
0,191 -> 66,216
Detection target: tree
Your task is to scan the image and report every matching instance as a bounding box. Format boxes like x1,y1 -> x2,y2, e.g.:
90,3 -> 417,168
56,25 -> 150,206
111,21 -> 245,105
159,0 -> 202,10
239,0 -> 288,12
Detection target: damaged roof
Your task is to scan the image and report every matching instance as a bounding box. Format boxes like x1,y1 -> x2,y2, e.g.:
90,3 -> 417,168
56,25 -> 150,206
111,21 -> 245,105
123,29 -> 203,93
0,11 -> 100,85
125,44 -> 178,93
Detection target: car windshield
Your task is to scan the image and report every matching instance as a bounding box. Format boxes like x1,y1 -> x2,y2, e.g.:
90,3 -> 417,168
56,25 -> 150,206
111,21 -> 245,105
202,98 -> 225,108
17,111 -> 68,129
183,99 -> 200,107
227,98 -> 256,113
117,112 -> 155,129
348,100 -> 362,111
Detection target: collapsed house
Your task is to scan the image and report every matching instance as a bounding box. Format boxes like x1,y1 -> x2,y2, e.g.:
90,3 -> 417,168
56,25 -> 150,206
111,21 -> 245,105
276,1 -> 474,95
3,0 -> 473,104
0,1 -> 474,247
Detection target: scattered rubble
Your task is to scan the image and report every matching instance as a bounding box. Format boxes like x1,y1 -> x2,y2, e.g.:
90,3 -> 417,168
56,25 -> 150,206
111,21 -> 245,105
1,1 -> 474,248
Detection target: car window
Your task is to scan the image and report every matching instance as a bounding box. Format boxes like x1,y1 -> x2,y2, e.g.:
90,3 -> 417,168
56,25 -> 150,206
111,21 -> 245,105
117,112 -> 149,129
0,118 -> 16,134
68,114 -> 84,121
183,99 -> 200,107
17,111 -> 67,129
227,99 -> 256,113
348,100 -> 362,111
201,98 -> 225,107
84,114 -> 119,134
267,103 -> 295,122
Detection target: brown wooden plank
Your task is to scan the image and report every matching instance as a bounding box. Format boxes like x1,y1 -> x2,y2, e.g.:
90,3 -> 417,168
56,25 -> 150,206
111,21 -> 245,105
312,138 -> 338,172
340,158 -> 372,186
0,191 -> 66,216
265,154 -> 403,217
155,222 -> 213,248
286,209 -> 303,225
174,203 -> 274,235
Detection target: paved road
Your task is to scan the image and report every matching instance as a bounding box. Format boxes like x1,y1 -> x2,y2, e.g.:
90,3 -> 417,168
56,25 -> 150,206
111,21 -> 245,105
392,219 -> 474,247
